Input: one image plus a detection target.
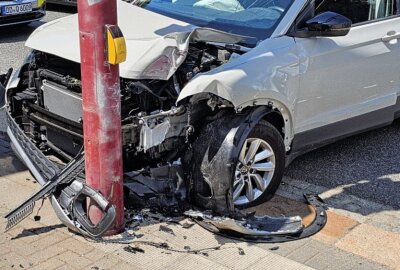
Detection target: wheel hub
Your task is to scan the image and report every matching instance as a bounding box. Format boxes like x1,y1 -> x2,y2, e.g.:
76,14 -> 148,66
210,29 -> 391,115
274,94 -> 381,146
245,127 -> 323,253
239,165 -> 250,174
233,138 -> 276,206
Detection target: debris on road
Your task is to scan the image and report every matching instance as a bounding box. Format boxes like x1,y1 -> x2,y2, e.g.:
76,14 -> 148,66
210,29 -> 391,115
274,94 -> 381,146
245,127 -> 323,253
159,225 -> 175,236
123,245 -> 145,254
185,194 -> 327,243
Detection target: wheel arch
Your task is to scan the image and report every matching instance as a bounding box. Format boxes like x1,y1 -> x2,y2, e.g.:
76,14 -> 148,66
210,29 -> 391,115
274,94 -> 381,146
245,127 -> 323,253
236,98 -> 294,152
186,103 -> 290,214
182,92 -> 295,152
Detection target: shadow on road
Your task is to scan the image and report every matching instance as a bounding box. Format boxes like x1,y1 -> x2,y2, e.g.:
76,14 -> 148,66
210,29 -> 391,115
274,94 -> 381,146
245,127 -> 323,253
286,119 -> 400,210
0,132 -> 26,177
46,3 -> 77,13
0,23 -> 44,43
11,224 -> 65,240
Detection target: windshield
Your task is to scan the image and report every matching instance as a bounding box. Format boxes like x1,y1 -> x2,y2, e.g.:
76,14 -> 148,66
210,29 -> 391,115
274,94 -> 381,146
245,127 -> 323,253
138,0 -> 295,46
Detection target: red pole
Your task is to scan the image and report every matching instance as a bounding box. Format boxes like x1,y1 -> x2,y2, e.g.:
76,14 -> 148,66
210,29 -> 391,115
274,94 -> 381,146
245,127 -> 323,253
77,0 -> 124,234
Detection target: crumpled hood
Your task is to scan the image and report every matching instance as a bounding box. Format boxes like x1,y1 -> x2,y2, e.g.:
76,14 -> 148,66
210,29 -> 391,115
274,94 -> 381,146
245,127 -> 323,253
25,0 -> 248,80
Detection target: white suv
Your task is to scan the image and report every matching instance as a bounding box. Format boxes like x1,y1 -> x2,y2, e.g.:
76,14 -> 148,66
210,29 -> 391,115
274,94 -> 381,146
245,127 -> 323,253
2,0 -> 400,213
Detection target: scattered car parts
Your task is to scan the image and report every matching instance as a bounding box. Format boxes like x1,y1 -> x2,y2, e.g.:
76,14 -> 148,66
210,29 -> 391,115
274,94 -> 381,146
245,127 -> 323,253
4,150 -> 116,238
186,194 -> 328,243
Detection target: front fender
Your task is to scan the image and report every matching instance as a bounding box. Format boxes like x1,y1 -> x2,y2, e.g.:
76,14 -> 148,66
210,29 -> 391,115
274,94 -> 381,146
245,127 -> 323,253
177,36 -> 298,150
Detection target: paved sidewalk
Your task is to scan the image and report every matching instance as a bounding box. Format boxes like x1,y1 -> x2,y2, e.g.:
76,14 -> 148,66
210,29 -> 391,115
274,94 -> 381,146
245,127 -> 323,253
0,133 -> 397,270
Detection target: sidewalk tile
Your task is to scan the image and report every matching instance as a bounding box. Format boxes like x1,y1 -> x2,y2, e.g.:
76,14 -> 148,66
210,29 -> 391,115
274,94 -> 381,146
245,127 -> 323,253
27,244 -> 67,266
9,238 -> 38,256
247,252 -> 314,270
30,231 -> 70,250
336,224 -> 400,269
58,237 -> 94,255
286,240 -> 323,264
164,254 -> 229,270
109,261 -> 144,270
305,247 -> 358,270
258,238 -> 311,257
86,253 -> 126,269
83,248 -> 108,262
351,260 -> 390,270
366,211 -> 400,234
111,244 -> 187,270
312,211 -> 359,244
30,257 -> 65,270
0,244 -> 11,257
57,250 -> 93,269
1,251 -> 33,269
55,264 -> 78,270
203,244 -> 267,270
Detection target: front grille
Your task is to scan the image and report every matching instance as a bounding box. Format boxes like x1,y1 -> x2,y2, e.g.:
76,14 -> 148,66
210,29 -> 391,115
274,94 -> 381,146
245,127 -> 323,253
6,110 -> 59,180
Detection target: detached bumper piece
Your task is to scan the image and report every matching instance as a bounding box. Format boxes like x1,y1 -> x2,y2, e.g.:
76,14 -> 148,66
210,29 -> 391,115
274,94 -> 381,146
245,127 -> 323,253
4,152 -> 116,238
185,194 -> 327,243
4,112 -> 116,238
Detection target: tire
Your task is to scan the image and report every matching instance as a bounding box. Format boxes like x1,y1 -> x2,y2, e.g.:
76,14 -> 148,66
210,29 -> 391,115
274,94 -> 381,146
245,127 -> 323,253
233,121 -> 285,208
189,114 -> 286,212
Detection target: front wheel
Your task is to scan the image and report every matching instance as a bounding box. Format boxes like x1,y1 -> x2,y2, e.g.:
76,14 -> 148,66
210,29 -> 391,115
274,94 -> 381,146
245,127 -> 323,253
233,121 -> 285,208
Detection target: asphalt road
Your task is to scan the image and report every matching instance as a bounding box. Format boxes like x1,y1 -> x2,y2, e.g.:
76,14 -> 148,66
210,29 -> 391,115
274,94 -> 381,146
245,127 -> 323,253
0,6 -> 399,210
0,5 -> 75,132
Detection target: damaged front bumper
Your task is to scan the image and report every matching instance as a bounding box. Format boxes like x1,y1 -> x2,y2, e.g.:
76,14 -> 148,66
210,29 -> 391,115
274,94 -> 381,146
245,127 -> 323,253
5,109 -> 116,237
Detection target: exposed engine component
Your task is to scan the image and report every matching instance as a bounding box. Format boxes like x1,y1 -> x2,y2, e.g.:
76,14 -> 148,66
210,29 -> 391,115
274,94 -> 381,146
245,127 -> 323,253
9,42 -> 238,169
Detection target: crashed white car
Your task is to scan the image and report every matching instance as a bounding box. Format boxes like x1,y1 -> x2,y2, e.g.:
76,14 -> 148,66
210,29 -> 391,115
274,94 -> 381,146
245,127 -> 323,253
2,0 -> 400,213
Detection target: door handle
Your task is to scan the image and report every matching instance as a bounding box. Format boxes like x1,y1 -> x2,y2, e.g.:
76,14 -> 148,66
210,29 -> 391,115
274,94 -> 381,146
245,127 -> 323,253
382,31 -> 400,42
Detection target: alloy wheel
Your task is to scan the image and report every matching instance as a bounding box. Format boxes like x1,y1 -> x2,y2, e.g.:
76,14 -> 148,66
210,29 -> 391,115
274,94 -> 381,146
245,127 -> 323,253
233,138 -> 276,206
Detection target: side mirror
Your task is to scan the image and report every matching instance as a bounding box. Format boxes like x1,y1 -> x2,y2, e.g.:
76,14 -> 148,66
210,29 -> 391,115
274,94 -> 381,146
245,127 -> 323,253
295,11 -> 352,38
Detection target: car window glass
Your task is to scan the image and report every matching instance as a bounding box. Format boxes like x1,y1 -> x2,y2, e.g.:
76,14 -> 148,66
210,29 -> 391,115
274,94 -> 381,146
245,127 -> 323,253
136,0 -> 295,46
315,0 -> 399,24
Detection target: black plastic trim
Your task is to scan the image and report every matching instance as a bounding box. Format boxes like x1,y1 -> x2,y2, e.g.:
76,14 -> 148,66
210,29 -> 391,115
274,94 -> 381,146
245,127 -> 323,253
193,194 -> 327,243
288,97 -> 400,164
6,109 -> 59,180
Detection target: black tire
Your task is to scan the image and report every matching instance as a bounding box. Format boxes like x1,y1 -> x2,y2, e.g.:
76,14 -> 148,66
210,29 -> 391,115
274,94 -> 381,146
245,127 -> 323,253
189,114 -> 286,213
236,120 -> 286,208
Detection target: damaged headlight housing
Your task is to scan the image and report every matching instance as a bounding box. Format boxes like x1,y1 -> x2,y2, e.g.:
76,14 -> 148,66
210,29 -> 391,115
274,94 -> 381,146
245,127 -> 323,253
142,55 -> 173,79
1,51 -> 35,109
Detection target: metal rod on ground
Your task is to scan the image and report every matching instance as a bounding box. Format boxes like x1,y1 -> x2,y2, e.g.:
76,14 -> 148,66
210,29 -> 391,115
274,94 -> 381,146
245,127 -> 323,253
77,0 -> 125,235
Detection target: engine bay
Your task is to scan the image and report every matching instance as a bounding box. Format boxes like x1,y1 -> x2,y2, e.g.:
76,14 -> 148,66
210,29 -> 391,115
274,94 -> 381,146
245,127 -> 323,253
8,42 -> 240,170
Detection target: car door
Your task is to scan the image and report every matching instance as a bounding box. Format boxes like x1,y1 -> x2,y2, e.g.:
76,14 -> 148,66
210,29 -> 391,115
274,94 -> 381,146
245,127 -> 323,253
292,0 -> 400,148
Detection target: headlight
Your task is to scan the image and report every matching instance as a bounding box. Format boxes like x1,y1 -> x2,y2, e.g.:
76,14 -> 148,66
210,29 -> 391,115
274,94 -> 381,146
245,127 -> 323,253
142,55 -> 173,79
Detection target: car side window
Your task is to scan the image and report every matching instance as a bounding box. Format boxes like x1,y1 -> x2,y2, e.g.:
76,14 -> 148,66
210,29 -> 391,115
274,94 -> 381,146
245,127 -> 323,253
315,0 -> 400,24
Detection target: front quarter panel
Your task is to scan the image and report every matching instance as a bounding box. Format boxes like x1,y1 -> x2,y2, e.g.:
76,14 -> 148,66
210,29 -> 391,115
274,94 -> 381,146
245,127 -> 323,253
177,36 -> 299,148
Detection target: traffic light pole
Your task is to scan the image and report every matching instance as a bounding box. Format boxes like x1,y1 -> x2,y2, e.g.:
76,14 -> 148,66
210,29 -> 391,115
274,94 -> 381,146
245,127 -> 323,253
77,0 -> 124,235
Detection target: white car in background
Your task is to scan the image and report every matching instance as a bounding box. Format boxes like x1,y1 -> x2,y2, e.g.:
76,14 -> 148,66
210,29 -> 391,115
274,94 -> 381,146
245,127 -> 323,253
2,0 -> 400,213
0,0 -> 45,26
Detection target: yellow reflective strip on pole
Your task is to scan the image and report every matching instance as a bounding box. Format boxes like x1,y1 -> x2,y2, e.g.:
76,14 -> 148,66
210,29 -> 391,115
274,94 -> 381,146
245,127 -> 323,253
37,0 -> 45,7
106,25 -> 127,65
